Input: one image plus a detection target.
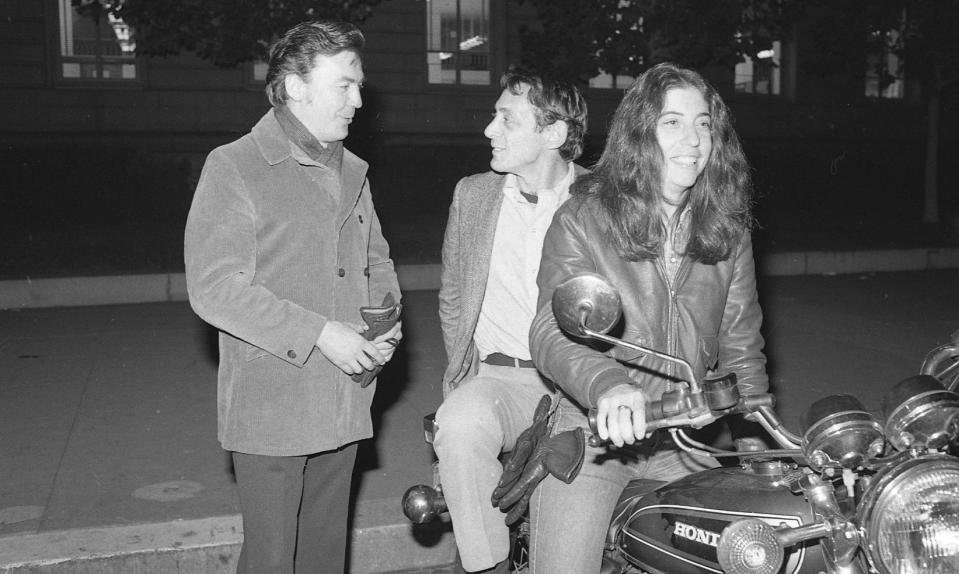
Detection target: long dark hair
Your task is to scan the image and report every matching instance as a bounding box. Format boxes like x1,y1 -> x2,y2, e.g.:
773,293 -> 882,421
576,63 -> 753,264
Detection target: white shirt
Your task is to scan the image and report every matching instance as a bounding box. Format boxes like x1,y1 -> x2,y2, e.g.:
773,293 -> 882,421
473,163 -> 576,361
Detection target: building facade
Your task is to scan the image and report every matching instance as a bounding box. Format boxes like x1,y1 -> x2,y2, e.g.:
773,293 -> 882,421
1,0 -> 955,274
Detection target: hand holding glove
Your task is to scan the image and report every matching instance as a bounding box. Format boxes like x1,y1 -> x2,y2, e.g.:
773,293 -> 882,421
351,292 -> 401,388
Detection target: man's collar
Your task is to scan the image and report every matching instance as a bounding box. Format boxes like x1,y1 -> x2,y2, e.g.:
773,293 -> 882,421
502,162 -> 575,201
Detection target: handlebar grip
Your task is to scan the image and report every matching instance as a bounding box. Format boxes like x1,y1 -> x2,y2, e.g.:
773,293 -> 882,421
587,400 -> 663,435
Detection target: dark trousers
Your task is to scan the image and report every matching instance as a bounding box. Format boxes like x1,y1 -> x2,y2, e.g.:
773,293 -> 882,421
232,443 -> 358,574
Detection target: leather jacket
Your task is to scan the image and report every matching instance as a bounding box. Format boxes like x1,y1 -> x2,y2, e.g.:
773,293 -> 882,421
530,193 -> 768,409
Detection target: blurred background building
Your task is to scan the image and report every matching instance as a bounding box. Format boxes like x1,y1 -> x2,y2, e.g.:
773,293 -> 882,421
1,0 -> 957,277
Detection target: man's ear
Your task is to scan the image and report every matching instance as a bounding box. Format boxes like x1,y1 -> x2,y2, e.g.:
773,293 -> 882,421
285,74 -> 306,102
544,121 -> 569,152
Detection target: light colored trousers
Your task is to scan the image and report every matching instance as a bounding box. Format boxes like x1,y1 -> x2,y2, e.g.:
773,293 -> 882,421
434,363 -> 716,573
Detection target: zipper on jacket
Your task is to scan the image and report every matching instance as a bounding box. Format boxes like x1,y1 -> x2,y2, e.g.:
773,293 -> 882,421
655,257 -> 677,382
657,255 -> 693,384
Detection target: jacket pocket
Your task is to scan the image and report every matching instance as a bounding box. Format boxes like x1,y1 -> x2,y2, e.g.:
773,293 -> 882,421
700,336 -> 719,372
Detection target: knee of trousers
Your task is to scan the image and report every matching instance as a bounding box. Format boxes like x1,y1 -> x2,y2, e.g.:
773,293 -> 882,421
434,392 -> 503,456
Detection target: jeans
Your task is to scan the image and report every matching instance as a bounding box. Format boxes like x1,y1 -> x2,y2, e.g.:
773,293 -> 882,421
527,400 -> 718,574
433,363 -> 554,572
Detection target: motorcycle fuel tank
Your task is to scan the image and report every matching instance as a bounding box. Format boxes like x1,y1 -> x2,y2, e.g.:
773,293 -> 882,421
618,464 -> 827,574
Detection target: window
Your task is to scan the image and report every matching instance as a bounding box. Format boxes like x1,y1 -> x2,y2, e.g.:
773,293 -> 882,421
251,61 -> 268,83
58,0 -> 136,80
865,30 -> 903,99
735,41 -> 780,95
588,71 -> 635,90
426,0 -> 490,85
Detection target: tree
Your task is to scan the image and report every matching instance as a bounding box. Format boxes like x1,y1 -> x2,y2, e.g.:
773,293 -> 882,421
73,0 -> 387,67
800,0 -> 959,224
512,0 -> 798,85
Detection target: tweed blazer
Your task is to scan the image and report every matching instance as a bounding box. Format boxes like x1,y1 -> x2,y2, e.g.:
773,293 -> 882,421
185,109 -> 400,456
438,166 -> 587,397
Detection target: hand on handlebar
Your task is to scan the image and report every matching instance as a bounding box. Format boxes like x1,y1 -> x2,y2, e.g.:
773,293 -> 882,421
592,377 -> 735,447
596,384 -> 649,447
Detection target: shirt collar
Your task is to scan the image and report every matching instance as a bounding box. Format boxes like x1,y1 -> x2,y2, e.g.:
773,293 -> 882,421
502,162 -> 575,204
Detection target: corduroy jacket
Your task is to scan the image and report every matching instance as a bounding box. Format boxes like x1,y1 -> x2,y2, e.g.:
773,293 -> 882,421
184,109 -> 399,456
530,193 -> 768,409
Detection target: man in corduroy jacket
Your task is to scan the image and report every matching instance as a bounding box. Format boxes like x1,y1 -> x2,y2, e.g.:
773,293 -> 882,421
184,20 -> 401,574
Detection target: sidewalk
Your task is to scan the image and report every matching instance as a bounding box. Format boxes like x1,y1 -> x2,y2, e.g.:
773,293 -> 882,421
0,290 -> 454,574
2,245 -> 959,309
2,264 -> 959,573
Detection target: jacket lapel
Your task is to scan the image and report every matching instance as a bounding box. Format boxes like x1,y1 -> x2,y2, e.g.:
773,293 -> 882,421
462,174 -> 505,339
336,150 -> 369,231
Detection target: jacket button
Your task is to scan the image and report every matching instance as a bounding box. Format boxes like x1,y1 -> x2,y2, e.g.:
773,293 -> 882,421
363,267 -> 370,277
338,268 -> 346,277
287,350 -> 297,359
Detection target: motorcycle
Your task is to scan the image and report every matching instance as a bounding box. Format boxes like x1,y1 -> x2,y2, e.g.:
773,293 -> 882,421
403,272 -> 959,574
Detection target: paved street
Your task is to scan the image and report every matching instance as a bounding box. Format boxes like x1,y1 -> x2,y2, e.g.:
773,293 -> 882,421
1,269 -> 958,573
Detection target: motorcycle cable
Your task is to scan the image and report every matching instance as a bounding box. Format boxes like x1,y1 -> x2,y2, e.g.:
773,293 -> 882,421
669,428 -> 804,459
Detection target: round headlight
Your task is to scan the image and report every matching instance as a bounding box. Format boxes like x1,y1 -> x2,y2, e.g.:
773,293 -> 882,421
859,454 -> 959,574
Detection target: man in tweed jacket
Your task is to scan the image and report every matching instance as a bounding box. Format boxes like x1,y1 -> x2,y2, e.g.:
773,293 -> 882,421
184,21 -> 401,574
433,69 -> 588,573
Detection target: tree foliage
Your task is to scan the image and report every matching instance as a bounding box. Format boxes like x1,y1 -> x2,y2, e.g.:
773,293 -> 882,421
800,0 -> 959,93
513,0 -> 798,85
799,0 -> 959,223
73,0 -> 386,67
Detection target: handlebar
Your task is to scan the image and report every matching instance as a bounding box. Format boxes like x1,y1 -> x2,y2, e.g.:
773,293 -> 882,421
585,372 -> 790,450
588,372 -> 743,435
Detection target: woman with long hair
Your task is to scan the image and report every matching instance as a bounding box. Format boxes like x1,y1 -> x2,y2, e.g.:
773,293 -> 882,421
526,62 -> 768,573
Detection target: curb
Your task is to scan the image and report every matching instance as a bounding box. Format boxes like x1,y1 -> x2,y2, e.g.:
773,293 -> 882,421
1,249 -> 958,310
0,499 -> 454,574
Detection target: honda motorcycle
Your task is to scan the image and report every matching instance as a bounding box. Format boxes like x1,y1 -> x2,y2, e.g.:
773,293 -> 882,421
403,273 -> 959,574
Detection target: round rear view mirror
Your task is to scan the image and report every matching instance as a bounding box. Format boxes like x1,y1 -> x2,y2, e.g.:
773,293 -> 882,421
551,273 -> 622,337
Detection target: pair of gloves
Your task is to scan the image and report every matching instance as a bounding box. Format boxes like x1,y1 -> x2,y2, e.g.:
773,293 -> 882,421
490,395 -> 586,524
351,292 -> 402,388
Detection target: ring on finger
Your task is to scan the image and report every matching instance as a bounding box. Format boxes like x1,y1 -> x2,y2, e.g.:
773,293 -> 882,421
385,338 -> 399,347
618,405 -> 632,413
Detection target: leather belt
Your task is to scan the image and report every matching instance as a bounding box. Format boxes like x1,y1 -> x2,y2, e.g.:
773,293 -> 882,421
482,352 -> 535,369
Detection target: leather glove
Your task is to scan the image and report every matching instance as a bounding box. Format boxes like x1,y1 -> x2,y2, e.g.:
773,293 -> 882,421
491,395 -> 552,507
493,427 -> 586,524
351,292 -> 402,388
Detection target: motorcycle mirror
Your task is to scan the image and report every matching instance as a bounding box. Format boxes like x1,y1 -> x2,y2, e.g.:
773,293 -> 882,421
551,273 -> 623,337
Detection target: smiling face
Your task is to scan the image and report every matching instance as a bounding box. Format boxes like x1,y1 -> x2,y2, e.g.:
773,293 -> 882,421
655,86 -> 713,205
483,85 -> 552,180
285,50 -> 364,144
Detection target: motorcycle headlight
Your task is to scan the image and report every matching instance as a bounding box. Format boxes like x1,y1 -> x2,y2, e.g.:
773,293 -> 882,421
859,454 -> 959,574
